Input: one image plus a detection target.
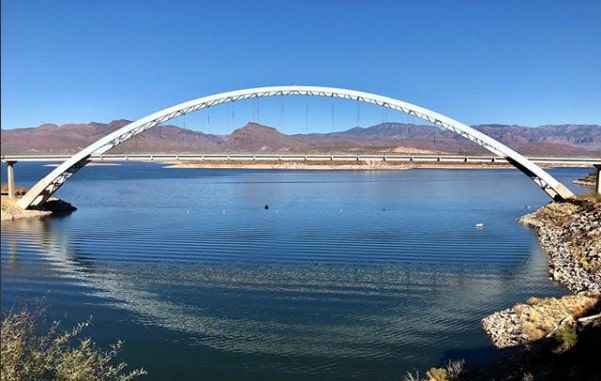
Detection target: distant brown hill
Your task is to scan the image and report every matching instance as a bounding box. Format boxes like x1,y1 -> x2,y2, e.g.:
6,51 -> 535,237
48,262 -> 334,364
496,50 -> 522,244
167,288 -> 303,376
1,120 -> 600,157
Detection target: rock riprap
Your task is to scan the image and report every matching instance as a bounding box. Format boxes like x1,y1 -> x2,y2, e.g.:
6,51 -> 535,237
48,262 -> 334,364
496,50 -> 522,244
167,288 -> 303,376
482,196 -> 600,349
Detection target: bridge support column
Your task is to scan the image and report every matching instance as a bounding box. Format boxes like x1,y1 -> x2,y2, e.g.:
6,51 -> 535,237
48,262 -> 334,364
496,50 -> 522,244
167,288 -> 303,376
595,165 -> 601,195
6,161 -> 17,200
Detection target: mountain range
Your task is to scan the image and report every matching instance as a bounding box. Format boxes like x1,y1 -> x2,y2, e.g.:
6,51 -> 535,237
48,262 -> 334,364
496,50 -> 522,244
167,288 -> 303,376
1,120 -> 600,157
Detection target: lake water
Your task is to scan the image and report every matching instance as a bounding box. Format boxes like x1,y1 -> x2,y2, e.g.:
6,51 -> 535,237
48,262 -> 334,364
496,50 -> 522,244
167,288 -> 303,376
1,162 -> 590,380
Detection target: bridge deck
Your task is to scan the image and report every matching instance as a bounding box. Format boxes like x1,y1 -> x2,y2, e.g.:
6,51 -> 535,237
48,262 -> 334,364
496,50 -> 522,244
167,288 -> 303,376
2,153 -> 600,166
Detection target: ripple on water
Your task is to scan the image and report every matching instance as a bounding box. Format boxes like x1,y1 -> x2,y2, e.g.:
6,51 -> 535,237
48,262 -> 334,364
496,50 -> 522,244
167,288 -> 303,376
1,166 -> 575,381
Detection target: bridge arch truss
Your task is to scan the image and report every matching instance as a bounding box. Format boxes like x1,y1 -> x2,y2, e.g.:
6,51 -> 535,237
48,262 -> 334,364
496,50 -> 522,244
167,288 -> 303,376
17,85 -> 574,209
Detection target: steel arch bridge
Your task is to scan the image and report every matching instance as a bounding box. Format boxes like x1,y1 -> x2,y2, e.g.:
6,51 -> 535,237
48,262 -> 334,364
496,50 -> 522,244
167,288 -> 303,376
17,85 -> 574,209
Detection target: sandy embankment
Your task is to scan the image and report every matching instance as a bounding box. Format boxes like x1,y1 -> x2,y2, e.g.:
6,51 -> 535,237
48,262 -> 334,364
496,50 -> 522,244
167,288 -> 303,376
1,195 -> 77,221
1,196 -> 51,221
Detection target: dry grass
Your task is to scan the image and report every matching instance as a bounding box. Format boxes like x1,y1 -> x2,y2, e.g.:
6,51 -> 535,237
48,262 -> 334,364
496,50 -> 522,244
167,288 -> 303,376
512,294 -> 600,341
1,304 -> 147,381
1,196 -> 19,213
571,191 -> 601,206
426,367 -> 449,381
0,184 -> 29,196
402,359 -> 466,381
522,322 -> 544,341
1,184 -> 31,220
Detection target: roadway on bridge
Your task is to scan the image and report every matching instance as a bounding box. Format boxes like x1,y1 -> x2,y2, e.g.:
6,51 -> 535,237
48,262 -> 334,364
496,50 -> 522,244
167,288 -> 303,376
2,153 -> 600,166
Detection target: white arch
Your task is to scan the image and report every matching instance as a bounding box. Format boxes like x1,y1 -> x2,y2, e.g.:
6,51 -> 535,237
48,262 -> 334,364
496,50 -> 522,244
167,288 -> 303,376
17,85 -> 574,209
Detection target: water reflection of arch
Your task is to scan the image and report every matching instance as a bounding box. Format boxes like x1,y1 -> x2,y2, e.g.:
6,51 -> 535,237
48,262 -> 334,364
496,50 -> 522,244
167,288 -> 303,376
1,217 -> 561,360
1,216 -> 95,280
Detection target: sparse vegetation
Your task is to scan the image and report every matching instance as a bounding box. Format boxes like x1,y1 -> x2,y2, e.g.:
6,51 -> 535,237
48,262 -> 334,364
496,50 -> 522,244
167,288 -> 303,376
426,367 -> 449,381
402,370 -> 424,381
552,324 -> 578,353
0,184 -> 29,197
587,191 -> 601,202
574,190 -> 601,204
1,304 -> 146,381
444,359 -> 465,379
522,321 -> 544,341
402,359 -> 466,381
525,297 -> 540,306
511,294 -> 599,340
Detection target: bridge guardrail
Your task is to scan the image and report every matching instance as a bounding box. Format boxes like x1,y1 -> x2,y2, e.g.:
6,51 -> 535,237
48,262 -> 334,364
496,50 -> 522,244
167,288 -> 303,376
2,153 -> 600,165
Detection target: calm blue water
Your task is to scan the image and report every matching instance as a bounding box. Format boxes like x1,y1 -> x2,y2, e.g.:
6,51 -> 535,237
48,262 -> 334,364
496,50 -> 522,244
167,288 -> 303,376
1,162 -> 590,380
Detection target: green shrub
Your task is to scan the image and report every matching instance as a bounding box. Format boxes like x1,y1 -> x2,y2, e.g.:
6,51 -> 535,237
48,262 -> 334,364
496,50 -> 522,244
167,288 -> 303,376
1,305 -> 146,381
552,324 -> 578,353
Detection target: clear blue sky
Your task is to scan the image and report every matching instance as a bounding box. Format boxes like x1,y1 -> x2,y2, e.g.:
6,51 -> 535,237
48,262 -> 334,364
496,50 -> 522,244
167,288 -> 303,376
2,0 -> 600,133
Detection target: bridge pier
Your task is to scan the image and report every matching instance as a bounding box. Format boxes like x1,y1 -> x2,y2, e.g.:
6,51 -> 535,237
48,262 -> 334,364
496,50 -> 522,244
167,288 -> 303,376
595,165 -> 601,195
5,161 -> 17,200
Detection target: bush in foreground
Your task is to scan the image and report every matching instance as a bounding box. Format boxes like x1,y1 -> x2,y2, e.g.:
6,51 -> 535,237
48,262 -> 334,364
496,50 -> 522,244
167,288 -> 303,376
403,359 -> 466,381
1,305 -> 146,381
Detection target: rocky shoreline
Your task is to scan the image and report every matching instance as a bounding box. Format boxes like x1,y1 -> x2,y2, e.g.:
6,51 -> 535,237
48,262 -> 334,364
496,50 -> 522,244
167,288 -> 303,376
519,199 -> 600,294
482,195 -> 600,349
